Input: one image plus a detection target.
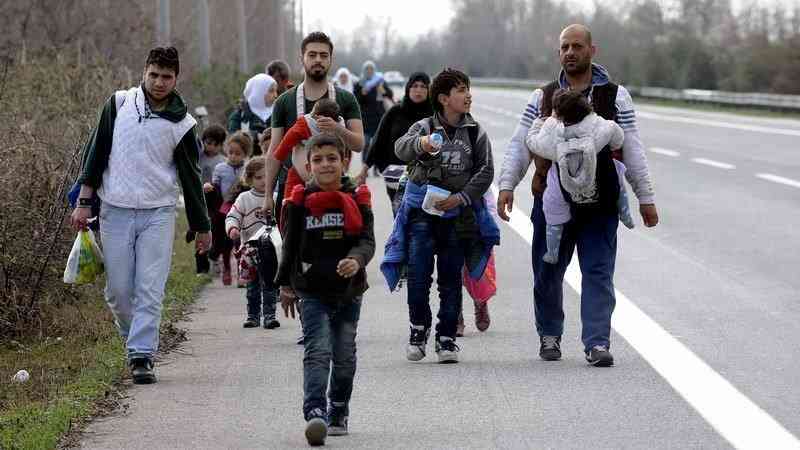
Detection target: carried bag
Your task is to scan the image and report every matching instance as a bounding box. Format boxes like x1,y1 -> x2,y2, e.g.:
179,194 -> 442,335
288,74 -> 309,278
63,229 -> 105,284
463,251 -> 496,304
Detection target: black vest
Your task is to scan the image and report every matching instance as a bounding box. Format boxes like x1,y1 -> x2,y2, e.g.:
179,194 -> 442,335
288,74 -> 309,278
541,81 -> 621,218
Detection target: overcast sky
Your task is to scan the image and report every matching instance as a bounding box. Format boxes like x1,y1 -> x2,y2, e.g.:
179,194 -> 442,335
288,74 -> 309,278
301,0 -> 798,39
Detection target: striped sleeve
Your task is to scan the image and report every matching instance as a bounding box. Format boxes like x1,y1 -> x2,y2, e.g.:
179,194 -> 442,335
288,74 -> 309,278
520,90 -> 542,129
498,89 -> 543,191
615,86 -> 637,132
616,85 -> 655,204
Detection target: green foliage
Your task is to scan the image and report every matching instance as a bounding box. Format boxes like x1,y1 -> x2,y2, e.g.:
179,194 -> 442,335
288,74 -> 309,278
188,64 -> 253,127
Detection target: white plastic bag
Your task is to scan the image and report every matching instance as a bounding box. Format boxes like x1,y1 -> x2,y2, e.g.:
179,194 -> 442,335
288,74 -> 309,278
63,229 -> 105,284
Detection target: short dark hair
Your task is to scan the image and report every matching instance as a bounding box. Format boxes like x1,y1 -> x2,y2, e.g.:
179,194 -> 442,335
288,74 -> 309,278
244,156 -> 266,184
146,46 -> 180,75
552,89 -> 593,125
225,131 -> 253,157
201,124 -> 227,145
312,99 -> 340,120
301,31 -> 334,55
266,60 -> 290,80
306,133 -> 346,162
430,68 -> 470,113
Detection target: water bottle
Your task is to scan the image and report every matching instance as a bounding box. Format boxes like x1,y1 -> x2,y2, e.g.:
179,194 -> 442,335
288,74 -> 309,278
429,132 -> 444,154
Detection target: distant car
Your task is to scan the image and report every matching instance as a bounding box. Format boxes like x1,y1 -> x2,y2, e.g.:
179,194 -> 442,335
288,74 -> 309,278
384,71 -> 405,86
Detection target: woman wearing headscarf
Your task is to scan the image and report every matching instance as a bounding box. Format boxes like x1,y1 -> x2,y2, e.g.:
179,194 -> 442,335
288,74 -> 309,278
353,61 -> 393,162
228,73 -> 278,155
356,72 -> 432,214
333,67 -> 356,93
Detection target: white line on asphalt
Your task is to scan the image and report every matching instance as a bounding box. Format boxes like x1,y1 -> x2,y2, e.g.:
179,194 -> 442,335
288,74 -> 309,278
650,147 -> 681,157
491,185 -> 800,450
636,111 -> 800,137
755,173 -> 800,189
691,157 -> 736,170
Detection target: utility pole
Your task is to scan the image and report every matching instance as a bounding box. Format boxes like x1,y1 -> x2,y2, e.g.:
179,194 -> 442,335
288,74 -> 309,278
157,0 -> 171,44
237,0 -> 248,73
198,0 -> 211,69
299,0 -> 304,37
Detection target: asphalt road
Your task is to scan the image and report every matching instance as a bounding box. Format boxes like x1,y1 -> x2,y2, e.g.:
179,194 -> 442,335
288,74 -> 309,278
79,87 -> 800,450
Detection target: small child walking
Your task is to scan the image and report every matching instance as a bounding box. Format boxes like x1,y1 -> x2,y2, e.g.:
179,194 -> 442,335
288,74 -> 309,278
276,134 -> 375,446
195,124 -> 227,275
526,89 -> 635,264
226,157 -> 279,329
211,131 -> 252,285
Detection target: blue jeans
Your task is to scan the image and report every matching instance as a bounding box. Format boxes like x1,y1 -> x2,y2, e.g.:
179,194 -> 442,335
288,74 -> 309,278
531,196 -> 618,352
99,204 -> 176,360
301,296 -> 362,421
246,271 -> 277,320
406,210 -> 465,340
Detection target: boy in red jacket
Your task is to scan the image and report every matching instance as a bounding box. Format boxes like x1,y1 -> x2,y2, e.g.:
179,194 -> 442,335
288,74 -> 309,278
276,133 -> 374,446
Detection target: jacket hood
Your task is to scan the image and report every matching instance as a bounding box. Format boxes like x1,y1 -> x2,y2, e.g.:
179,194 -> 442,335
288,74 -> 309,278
140,84 -> 189,123
558,63 -> 611,90
432,111 -> 478,129
563,112 -> 600,139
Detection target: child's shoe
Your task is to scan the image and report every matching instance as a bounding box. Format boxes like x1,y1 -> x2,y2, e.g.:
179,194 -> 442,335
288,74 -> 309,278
474,300 -> 491,332
406,325 -> 430,361
435,336 -> 460,364
327,404 -> 348,436
305,408 -> 328,446
242,317 -> 259,328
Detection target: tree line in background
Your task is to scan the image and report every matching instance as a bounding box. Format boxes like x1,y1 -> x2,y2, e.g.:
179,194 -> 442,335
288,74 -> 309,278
336,0 -> 800,95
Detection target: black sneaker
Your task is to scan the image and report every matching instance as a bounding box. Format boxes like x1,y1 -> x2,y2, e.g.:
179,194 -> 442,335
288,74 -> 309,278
586,345 -> 614,367
539,335 -> 562,361
263,318 -> 280,329
435,336 -> 460,363
327,405 -> 348,436
406,325 -> 430,361
129,357 -> 157,384
243,317 -> 259,328
305,408 -> 328,446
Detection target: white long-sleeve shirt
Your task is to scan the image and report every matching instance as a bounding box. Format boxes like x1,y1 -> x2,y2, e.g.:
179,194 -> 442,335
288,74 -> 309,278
498,85 -> 655,204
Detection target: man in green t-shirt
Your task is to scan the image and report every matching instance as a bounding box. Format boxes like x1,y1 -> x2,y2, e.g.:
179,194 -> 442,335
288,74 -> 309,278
263,31 -> 364,215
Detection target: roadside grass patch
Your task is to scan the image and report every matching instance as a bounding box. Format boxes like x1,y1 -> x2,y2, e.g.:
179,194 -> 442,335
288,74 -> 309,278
0,216 -> 208,449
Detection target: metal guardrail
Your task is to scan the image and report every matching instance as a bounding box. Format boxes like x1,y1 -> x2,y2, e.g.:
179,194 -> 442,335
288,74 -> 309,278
470,77 -> 800,111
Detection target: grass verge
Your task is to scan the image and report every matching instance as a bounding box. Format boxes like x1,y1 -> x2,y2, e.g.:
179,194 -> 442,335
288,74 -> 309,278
0,215 -> 208,450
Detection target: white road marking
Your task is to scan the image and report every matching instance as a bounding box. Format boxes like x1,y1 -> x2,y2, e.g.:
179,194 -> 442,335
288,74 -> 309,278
756,173 -> 800,189
650,147 -> 681,157
691,158 -> 736,170
491,185 -> 800,450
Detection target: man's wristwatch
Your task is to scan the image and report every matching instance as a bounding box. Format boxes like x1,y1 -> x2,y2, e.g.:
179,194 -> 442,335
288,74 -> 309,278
77,197 -> 93,209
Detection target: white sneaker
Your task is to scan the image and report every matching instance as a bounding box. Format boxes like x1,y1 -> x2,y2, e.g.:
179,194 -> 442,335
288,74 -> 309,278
435,336 -> 460,363
406,325 -> 429,361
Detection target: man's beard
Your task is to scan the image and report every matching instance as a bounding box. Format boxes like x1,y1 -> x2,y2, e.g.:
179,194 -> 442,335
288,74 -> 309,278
563,58 -> 591,76
305,65 -> 329,82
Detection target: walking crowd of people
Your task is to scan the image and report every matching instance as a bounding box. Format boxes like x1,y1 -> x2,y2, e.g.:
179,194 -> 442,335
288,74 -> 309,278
69,24 -> 659,446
